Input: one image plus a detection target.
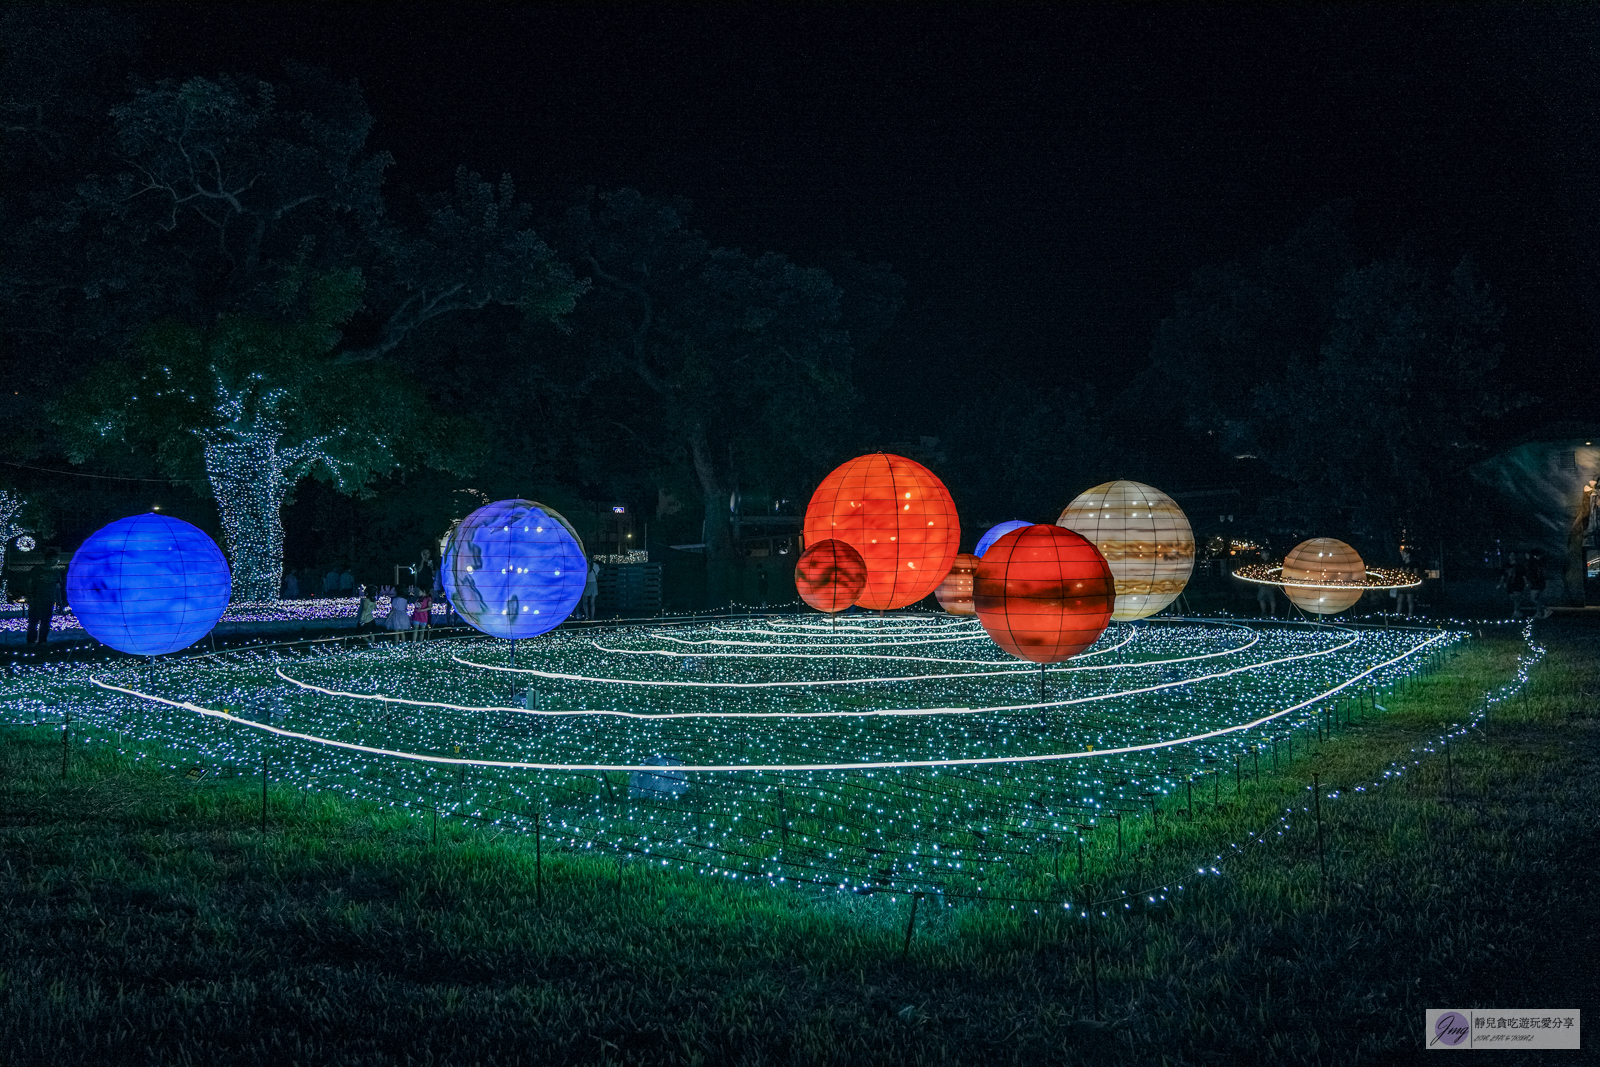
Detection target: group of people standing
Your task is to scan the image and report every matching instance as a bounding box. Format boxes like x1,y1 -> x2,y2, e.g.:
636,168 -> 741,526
354,585 -> 435,640
1499,549 -> 1548,618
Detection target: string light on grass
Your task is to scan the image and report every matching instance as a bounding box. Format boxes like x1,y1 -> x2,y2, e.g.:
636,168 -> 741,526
2,609 -> 1466,911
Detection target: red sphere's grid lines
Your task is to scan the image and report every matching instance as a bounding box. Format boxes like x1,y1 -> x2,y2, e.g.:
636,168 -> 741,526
974,525 -> 1115,664
803,454 -> 960,610
794,539 -> 868,613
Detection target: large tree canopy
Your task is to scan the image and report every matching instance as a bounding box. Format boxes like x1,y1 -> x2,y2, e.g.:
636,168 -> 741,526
1142,209 -> 1512,551
24,66 -> 582,598
553,189 -> 882,564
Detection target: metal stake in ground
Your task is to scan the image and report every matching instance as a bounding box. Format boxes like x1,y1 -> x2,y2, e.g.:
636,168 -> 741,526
535,811 -> 543,907
902,892 -> 921,958
509,638 -> 518,702
60,711 -> 69,779
1313,773 -> 1326,886
260,747 -> 268,834
1084,880 -> 1099,1019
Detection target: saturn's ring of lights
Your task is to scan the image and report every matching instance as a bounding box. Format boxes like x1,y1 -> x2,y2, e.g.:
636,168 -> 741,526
1231,564 -> 1421,590
89,630 -> 1446,772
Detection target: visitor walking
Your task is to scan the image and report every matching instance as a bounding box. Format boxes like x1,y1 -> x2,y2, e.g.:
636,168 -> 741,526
409,586 -> 431,639
1499,553 -> 1526,618
1526,549 -> 1548,617
583,559 -> 600,620
387,588 -> 411,640
25,551 -> 61,644
283,571 -> 300,599
1255,581 -> 1279,618
355,586 -> 377,635
1395,546 -> 1418,618
339,568 -> 355,595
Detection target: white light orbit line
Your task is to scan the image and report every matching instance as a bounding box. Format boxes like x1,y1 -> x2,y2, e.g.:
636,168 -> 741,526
88,632 -> 1447,772
588,624 -> 1254,672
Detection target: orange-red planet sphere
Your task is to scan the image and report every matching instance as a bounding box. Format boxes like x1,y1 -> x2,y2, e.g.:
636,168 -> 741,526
934,553 -> 980,615
794,538 -> 868,613
974,524 -> 1116,663
803,453 -> 961,610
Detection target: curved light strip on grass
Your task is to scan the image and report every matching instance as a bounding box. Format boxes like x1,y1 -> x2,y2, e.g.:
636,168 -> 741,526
455,626 -> 1270,690
260,622 -> 1339,725
590,623 -> 1250,671
89,631 -> 1449,771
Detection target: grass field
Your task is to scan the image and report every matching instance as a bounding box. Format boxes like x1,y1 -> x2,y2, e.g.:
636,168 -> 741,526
1,615 -> 1594,1064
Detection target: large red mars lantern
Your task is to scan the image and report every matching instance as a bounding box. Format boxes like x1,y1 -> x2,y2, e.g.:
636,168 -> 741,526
803,453 -> 961,610
974,524 -> 1115,663
794,539 -> 868,613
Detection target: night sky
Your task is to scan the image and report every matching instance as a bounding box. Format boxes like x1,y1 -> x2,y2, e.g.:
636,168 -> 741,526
136,5 -> 1599,430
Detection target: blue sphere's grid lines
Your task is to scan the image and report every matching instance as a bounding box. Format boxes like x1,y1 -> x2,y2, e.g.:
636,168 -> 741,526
4,614 -> 1459,899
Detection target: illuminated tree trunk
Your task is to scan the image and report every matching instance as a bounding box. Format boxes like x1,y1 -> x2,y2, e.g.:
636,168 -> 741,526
0,490 -> 26,602
203,433 -> 291,603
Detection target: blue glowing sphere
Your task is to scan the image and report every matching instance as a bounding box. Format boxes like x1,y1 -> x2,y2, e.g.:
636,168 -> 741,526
443,499 -> 586,639
66,514 -> 231,655
975,520 -> 1032,559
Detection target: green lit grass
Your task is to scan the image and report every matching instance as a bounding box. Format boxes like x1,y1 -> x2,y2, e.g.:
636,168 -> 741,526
2,620 -> 1595,1064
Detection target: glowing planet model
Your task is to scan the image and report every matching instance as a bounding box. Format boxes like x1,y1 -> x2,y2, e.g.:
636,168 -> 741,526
442,499 -> 586,639
803,453 -> 960,610
974,524 -> 1115,663
975,520 -> 1031,559
66,514 -> 231,655
934,553 -> 979,615
1056,479 -> 1195,621
1279,537 -> 1366,615
794,539 -> 868,613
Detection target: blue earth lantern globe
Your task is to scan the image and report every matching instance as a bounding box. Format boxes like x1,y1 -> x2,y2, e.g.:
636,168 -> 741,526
66,514 -> 231,655
443,499 -> 586,639
975,520 -> 1032,559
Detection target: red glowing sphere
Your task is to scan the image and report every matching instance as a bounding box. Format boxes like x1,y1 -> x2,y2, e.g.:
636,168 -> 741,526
802,453 -> 961,610
974,524 -> 1115,663
934,553 -> 980,615
794,538 -> 868,613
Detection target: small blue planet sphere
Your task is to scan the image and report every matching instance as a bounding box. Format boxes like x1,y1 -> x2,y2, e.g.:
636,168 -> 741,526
443,499 -> 586,639
975,520 -> 1032,559
66,514 -> 231,655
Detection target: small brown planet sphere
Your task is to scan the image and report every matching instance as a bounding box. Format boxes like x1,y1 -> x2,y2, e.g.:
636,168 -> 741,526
934,553 -> 979,614
1056,479 -> 1195,621
1281,538 -> 1366,615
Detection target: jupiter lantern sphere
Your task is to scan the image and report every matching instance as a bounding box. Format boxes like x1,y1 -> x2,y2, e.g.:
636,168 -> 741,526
1056,479 -> 1195,621
803,453 -> 961,610
442,499 -> 586,639
66,513 -> 231,655
974,524 -> 1115,663
794,539 -> 868,613
934,553 -> 979,614
1280,537 -> 1366,615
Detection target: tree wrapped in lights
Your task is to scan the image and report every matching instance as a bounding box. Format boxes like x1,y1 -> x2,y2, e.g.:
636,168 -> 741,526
0,489 -> 31,600
43,70 -> 580,600
59,271 -> 477,601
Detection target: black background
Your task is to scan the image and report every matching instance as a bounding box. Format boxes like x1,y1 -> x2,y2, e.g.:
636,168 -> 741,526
130,4 -> 1598,434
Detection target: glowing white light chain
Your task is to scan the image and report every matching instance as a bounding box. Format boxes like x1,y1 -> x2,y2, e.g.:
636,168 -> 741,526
452,624 -> 1350,700
587,622 -> 1255,672
91,630 -> 1446,772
